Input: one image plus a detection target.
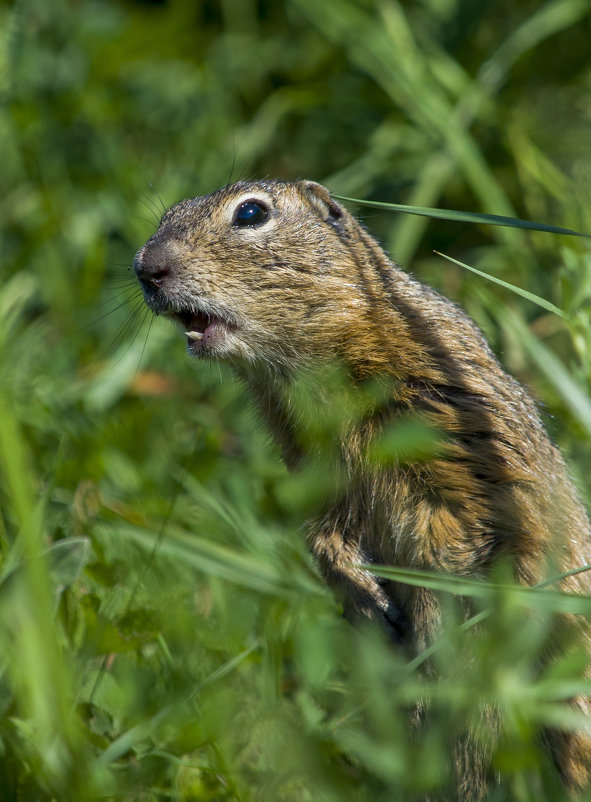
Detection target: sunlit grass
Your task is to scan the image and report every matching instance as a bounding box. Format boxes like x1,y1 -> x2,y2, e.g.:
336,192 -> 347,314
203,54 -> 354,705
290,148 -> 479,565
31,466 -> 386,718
1,0 -> 591,799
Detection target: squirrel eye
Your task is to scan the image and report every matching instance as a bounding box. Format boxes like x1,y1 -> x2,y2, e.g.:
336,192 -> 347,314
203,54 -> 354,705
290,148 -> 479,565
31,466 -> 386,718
233,201 -> 269,227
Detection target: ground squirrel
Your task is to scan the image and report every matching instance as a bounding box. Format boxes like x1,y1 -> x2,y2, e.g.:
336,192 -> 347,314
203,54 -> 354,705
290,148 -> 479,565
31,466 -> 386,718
134,179 -> 591,797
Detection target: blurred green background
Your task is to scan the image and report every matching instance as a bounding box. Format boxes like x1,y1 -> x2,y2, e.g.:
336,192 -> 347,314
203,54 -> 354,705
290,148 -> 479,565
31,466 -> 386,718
1,0 -> 591,799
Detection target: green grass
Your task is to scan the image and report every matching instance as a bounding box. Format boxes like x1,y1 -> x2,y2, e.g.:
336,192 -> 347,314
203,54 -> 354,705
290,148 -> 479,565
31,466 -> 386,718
1,0 -> 591,799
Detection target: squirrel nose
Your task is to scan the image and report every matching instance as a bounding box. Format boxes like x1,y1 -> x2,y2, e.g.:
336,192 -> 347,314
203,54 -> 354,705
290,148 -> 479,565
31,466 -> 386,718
133,244 -> 171,286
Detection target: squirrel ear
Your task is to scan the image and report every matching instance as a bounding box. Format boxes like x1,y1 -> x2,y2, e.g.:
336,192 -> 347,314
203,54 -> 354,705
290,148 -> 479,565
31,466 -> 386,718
301,181 -> 344,222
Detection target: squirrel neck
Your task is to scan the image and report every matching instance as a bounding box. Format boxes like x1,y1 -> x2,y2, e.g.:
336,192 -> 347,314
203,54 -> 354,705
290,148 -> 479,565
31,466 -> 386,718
316,216 -> 447,390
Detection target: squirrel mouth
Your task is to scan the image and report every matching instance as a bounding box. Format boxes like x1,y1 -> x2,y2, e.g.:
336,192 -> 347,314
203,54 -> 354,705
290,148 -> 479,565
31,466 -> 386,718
183,311 -> 211,342
176,309 -> 233,352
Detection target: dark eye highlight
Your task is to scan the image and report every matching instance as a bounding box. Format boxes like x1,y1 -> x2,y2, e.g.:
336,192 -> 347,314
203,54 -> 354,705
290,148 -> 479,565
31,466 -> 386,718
233,201 -> 269,227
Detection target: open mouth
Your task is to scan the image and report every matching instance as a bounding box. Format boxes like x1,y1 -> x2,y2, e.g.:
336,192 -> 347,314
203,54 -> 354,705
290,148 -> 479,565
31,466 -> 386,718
173,308 -> 234,352
181,310 -> 211,343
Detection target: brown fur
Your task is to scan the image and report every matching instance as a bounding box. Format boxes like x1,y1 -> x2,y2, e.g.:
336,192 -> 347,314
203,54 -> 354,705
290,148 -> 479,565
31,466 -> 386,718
134,179 -> 591,796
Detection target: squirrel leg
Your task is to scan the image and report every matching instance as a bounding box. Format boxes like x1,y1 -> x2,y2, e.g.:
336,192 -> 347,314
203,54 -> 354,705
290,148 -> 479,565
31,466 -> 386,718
307,520 -> 409,644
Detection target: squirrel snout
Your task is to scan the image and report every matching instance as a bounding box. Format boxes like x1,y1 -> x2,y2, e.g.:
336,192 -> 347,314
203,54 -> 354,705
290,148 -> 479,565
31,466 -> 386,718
133,243 -> 172,288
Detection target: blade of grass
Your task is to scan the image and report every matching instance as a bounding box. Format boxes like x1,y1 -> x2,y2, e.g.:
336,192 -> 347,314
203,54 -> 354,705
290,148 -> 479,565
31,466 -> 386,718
361,563 -> 591,616
98,644 -> 256,766
501,309 -> 591,436
117,523 -> 318,597
405,564 -> 591,672
334,195 -> 591,241
434,250 -> 567,319
0,392 -> 87,792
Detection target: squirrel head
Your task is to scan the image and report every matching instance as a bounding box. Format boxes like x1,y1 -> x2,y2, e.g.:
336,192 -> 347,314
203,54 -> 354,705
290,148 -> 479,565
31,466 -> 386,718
133,180 -> 381,373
